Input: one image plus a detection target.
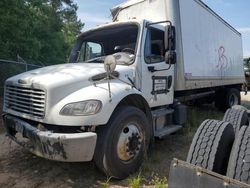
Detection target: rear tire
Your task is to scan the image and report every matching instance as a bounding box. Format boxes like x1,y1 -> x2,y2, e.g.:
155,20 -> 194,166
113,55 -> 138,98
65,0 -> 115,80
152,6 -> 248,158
215,88 -> 240,111
187,119 -> 234,175
223,108 -> 249,134
227,126 -> 250,184
94,106 -> 150,179
227,88 -> 241,107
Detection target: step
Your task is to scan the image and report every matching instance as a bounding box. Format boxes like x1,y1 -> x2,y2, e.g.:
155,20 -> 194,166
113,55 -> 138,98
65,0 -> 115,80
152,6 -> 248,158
154,125 -> 183,139
152,108 -> 174,118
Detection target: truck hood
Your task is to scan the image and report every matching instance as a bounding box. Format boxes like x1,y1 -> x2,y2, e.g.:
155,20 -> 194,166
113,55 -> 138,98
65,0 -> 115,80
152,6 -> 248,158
6,63 -> 134,104
7,63 -> 133,86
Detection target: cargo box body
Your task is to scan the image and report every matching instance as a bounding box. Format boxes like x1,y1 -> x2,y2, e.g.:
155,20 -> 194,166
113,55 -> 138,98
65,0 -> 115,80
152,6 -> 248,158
112,0 -> 245,91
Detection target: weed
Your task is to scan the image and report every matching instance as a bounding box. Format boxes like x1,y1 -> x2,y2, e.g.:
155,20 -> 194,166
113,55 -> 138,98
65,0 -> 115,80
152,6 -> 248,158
184,105 -> 224,135
128,172 -> 142,188
150,173 -> 168,188
152,175 -> 168,188
100,176 -> 112,188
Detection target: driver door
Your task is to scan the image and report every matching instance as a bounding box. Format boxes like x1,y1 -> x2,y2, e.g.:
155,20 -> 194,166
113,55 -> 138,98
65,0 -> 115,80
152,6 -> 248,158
141,24 -> 174,107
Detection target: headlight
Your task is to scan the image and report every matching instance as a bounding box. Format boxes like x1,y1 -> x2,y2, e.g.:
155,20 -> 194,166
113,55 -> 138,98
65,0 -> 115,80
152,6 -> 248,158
60,100 -> 102,116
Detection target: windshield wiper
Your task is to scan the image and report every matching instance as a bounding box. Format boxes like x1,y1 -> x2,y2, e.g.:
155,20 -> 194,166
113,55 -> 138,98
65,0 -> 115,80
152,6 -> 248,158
87,56 -> 106,63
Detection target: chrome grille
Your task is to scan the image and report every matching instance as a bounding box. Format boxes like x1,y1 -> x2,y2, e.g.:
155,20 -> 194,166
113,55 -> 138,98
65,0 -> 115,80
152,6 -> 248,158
5,85 -> 45,118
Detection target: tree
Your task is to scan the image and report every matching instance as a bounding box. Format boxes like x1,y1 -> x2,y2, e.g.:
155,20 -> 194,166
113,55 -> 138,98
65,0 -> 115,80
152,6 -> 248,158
0,0 -> 84,65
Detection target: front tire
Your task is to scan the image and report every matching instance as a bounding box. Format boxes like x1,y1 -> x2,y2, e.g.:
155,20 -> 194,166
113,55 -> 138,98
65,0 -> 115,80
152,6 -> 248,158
94,106 -> 150,179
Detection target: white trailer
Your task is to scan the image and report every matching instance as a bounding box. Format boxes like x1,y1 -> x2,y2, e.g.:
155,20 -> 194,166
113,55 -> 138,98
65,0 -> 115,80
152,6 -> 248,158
112,0 -> 244,90
2,0 -> 245,179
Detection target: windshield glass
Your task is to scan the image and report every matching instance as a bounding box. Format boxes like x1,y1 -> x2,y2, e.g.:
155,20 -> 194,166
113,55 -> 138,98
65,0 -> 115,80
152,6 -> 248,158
69,23 -> 139,64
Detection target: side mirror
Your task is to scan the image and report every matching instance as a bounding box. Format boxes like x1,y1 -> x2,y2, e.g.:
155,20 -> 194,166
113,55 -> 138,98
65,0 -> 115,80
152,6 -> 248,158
165,25 -> 176,51
165,51 -> 176,65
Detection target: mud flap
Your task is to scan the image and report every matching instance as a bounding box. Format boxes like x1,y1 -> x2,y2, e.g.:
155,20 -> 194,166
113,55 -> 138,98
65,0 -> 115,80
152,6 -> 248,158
168,159 -> 249,188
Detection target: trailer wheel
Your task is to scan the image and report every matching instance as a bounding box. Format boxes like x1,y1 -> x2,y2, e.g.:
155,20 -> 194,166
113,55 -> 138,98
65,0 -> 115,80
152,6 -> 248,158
227,88 -> 241,107
227,126 -> 250,184
215,88 -> 241,111
94,106 -> 150,179
187,119 -> 234,175
223,108 -> 249,134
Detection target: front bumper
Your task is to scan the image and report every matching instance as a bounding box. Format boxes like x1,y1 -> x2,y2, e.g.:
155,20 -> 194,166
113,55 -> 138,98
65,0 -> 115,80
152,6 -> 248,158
3,115 -> 97,162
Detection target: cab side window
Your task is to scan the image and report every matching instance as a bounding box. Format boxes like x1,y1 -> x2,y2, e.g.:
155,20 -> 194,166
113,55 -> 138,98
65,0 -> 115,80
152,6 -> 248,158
79,42 -> 103,62
145,28 -> 165,64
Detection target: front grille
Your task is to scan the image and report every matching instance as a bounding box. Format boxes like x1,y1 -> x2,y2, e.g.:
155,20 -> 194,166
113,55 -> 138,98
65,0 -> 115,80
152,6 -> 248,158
4,85 -> 45,118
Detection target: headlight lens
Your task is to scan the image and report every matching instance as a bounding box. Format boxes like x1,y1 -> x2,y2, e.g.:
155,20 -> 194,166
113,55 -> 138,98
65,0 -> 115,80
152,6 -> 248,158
60,100 -> 102,116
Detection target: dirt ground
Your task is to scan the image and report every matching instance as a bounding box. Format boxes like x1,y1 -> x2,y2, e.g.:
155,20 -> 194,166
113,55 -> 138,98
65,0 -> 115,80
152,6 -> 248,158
0,93 -> 249,188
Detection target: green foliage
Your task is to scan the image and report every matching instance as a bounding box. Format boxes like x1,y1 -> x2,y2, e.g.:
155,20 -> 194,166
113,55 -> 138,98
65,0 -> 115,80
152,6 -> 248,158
100,176 -> 112,188
150,174 -> 168,188
0,0 -> 84,65
184,106 -> 224,134
128,172 -> 142,188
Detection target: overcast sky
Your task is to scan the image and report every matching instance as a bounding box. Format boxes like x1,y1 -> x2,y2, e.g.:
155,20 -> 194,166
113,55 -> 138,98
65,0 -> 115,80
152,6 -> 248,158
75,0 -> 250,57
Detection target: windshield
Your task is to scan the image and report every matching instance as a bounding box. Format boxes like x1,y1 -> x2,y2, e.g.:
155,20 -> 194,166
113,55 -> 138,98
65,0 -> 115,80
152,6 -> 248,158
69,23 -> 139,64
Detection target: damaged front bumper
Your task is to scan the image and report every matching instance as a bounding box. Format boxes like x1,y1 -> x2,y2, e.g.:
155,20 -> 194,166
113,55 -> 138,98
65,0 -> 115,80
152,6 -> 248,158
3,115 -> 97,162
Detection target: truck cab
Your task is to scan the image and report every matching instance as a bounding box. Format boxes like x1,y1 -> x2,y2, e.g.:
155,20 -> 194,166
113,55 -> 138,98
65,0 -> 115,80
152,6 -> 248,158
69,20 -> 176,108
2,0 -> 244,179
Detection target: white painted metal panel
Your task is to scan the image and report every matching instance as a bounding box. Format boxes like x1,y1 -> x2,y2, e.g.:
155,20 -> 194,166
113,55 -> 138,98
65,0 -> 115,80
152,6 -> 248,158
114,0 -> 168,23
113,0 -> 245,90
179,0 -> 244,79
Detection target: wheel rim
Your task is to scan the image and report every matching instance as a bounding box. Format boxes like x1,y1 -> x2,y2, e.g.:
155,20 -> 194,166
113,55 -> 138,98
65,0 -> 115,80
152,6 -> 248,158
117,123 -> 143,162
229,93 -> 238,107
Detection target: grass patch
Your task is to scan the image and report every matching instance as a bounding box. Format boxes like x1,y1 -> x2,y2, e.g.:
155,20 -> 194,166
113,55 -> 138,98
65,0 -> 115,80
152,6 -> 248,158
184,105 -> 224,135
100,176 -> 113,188
126,172 -> 168,188
127,172 -> 142,188
150,173 -> 168,188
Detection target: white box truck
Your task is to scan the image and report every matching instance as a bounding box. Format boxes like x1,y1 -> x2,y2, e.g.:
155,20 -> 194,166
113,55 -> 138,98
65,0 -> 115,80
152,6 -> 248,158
2,0 -> 245,178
